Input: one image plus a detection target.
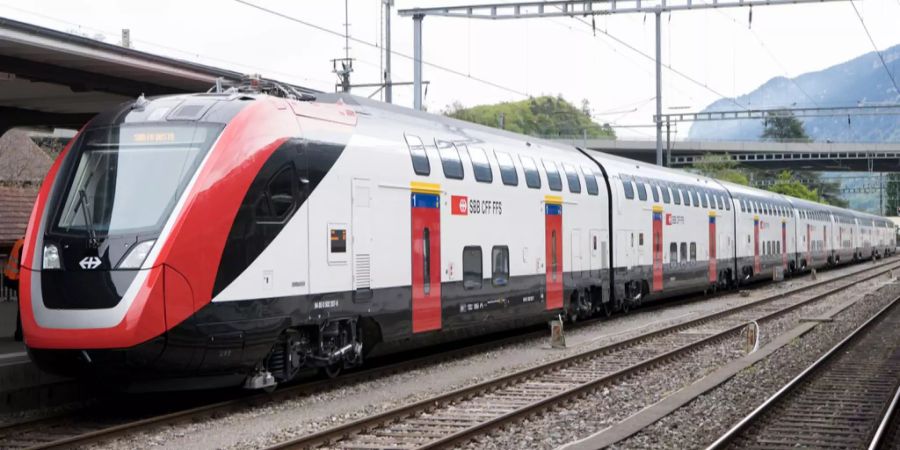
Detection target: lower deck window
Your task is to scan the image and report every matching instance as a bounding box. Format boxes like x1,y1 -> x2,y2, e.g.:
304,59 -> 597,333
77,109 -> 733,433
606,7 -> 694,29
463,246 -> 482,289
492,246 -> 510,286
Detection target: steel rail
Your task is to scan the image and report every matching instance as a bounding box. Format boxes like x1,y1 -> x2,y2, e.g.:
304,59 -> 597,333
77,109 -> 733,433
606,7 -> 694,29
706,295 -> 900,449
869,384 -> 900,450
265,260 -> 900,450
5,257 -> 896,449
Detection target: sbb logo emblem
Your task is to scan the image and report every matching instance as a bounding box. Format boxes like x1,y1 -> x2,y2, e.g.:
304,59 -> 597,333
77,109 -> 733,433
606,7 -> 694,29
451,195 -> 468,215
79,256 -> 102,269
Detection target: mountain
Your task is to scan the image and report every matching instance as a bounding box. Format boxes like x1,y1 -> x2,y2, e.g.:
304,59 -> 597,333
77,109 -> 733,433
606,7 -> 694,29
688,44 -> 900,142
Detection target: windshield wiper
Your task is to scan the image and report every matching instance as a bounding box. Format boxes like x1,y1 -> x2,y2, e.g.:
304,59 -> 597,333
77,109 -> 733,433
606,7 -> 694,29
76,188 -> 99,248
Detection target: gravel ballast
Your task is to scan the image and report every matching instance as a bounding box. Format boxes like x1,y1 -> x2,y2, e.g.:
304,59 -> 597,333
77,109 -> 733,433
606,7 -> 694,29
609,279 -> 900,449
77,262 -> 895,450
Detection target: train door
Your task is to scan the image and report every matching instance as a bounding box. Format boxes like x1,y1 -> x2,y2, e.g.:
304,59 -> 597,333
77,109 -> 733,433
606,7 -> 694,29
352,179 -> 373,297
754,216 -> 761,274
589,229 -> 603,278
781,220 -> 787,269
545,198 -> 563,310
708,212 -> 717,283
570,229 -> 582,278
652,207 -> 663,292
411,183 -> 441,333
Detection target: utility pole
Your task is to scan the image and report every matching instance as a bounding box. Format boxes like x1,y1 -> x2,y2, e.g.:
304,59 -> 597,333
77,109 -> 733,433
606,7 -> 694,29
333,0 -> 354,93
384,0 -> 393,103
398,0 -> 849,162
413,14 -> 423,110
654,10 -> 662,166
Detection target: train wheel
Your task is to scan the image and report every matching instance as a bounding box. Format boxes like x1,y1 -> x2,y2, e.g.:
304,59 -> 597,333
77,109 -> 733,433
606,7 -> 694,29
323,364 -> 342,379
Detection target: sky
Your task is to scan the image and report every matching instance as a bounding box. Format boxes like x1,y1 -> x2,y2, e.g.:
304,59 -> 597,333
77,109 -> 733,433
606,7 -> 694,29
2,0 -> 899,139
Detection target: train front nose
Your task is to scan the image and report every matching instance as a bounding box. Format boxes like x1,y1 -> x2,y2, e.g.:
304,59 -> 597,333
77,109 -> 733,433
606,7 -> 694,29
22,121 -> 224,378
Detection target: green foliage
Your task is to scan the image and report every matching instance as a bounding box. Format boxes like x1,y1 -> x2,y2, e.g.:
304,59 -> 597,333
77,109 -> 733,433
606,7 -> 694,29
690,153 -> 750,185
760,111 -> 810,142
766,171 -> 820,202
752,169 -> 848,207
444,96 -> 615,139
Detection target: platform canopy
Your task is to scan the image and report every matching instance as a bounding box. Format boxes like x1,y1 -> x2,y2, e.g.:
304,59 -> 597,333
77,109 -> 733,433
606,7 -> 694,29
0,17 -> 300,133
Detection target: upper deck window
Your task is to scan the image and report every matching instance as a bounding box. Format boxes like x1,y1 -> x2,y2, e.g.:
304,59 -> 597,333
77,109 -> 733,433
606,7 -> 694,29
622,178 -> 635,199
520,155 -> 541,189
495,151 -> 519,186
468,146 -> 493,183
636,180 -> 648,201
562,164 -> 581,193
582,167 -> 599,196
438,142 -> 464,179
542,159 -> 563,192
405,134 -> 430,176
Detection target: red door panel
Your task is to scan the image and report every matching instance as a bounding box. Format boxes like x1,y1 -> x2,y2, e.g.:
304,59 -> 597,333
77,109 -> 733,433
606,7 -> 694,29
708,212 -> 717,283
782,220 -> 787,269
652,206 -> 663,291
411,188 -> 441,333
545,200 -> 563,310
754,216 -> 761,274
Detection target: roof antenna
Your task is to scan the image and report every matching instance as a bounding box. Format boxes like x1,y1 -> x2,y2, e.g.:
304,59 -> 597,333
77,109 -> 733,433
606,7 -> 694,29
133,93 -> 149,110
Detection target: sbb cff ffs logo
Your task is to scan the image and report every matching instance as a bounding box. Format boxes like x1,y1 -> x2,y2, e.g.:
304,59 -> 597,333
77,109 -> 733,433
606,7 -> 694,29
452,195 -> 468,215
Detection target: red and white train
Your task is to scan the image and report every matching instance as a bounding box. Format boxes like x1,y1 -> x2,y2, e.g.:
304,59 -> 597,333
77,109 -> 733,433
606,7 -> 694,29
19,81 -> 896,390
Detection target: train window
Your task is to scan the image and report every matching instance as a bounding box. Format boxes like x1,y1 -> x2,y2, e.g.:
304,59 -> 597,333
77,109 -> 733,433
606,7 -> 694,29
672,187 -> 681,205
682,188 -> 691,206
468,146 -> 493,183
260,165 -> 295,220
777,241 -> 781,254
543,160 -> 563,192
690,243 -> 697,261
492,246 -> 510,286
439,143 -> 465,179
562,164 -> 581,193
462,246 -> 483,290
519,155 -> 541,189
495,151 -> 519,186
661,185 -> 671,204
330,228 -> 347,254
582,167 -> 599,195
405,134 -> 430,176
423,228 -> 431,294
639,233 -> 644,246
650,183 -> 660,202
636,182 -> 647,201
701,192 -> 709,209
670,243 -> 677,262
680,243 -> 687,262
621,178 -> 635,199
724,195 -> 731,211
740,199 -> 747,212
692,190 -> 701,208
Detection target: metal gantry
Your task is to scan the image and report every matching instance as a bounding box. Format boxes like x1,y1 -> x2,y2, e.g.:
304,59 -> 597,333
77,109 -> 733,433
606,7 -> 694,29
398,0 -> 849,166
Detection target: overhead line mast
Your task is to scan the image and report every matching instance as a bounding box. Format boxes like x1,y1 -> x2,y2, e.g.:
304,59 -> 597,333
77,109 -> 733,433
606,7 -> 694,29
398,0 -> 850,166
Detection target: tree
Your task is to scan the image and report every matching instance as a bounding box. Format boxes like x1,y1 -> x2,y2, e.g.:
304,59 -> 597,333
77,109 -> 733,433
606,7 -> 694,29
766,171 -> 820,202
690,153 -> 750,185
761,110 -> 810,142
444,96 -> 615,139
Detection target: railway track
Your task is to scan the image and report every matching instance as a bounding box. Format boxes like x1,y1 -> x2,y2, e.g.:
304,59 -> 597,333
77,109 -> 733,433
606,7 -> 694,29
707,294 -> 900,450
262,260 -> 900,450
0,258 -> 895,450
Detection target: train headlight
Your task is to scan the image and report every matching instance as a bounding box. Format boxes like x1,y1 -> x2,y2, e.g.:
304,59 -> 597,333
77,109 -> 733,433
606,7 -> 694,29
43,244 -> 60,270
117,240 -> 155,269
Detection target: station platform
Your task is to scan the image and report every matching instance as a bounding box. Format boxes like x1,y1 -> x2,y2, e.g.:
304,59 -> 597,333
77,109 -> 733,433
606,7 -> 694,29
0,300 -> 82,413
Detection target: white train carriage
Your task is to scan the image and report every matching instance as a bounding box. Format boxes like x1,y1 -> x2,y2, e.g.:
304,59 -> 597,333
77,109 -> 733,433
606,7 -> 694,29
584,152 -> 736,308
721,182 -> 795,281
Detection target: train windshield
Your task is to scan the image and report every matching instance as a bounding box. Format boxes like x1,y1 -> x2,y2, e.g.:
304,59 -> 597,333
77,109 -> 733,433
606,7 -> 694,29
54,123 -> 223,237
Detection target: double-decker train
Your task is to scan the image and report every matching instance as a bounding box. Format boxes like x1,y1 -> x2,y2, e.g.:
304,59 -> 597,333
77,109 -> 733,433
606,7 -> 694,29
19,81 -> 895,390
